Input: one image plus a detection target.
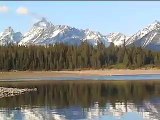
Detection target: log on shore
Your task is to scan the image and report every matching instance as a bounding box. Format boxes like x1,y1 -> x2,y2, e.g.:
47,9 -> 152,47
0,87 -> 37,98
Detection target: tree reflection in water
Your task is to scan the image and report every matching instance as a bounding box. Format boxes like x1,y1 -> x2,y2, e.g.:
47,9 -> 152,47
0,80 -> 160,120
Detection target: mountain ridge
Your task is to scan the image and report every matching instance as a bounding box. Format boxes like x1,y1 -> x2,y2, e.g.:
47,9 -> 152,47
18,18 -> 110,46
1,19 -> 160,50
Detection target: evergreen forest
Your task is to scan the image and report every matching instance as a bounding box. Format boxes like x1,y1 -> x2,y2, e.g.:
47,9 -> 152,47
0,42 -> 160,71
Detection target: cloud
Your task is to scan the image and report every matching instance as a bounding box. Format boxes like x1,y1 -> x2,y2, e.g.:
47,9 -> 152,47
0,5 -> 9,13
16,7 -> 29,15
16,6 -> 44,20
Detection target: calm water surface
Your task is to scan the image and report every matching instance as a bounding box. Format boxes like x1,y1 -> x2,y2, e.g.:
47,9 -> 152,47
1,74 -> 160,81
0,79 -> 160,120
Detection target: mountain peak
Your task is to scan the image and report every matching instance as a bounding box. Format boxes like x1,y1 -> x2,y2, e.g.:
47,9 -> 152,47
106,32 -> 127,46
33,18 -> 53,28
146,20 -> 160,30
40,17 -> 48,23
0,27 -> 22,45
125,20 -> 160,49
4,27 -> 14,33
153,20 -> 160,25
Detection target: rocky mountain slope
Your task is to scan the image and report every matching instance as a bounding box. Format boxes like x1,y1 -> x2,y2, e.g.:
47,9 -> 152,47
126,21 -> 160,51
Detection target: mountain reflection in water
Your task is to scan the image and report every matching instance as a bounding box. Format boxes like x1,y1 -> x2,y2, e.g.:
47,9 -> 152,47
0,80 -> 160,120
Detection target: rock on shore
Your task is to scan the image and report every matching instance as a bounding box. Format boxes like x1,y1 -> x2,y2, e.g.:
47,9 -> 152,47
0,87 -> 37,98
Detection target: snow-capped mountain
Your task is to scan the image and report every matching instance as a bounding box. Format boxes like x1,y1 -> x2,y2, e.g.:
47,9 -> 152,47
18,18 -> 110,46
126,21 -> 160,51
83,29 -> 109,46
107,21 -> 160,50
106,32 -> 129,46
0,27 -> 22,46
1,19 -> 160,51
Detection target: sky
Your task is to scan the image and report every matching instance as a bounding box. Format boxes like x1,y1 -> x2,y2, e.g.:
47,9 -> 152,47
1,1 -> 160,36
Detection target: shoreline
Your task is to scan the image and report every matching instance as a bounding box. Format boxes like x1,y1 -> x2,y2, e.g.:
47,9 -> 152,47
0,69 -> 160,79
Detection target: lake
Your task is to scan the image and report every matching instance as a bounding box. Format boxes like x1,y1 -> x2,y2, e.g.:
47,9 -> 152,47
0,79 -> 160,120
1,74 -> 160,81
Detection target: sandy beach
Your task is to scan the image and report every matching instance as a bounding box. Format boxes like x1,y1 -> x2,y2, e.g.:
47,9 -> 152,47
0,69 -> 160,79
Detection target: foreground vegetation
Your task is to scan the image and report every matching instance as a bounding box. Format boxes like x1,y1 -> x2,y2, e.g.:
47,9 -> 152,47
0,42 -> 160,71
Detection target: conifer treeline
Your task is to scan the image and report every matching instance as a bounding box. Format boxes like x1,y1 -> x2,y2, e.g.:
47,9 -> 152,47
0,42 -> 160,71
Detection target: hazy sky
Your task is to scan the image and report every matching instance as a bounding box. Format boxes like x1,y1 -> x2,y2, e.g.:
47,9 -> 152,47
1,1 -> 160,35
